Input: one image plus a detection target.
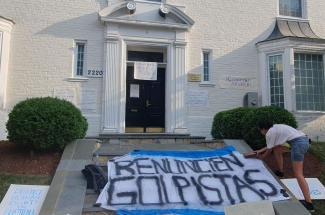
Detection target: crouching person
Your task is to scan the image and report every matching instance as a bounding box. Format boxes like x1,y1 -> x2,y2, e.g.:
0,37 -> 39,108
255,120 -> 314,213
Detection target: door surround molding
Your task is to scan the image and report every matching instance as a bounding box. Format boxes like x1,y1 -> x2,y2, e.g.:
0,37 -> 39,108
101,36 -> 188,134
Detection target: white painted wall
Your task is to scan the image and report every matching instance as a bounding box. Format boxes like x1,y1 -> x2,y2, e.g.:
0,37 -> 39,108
0,0 -> 107,139
0,0 -> 325,141
166,0 -> 325,140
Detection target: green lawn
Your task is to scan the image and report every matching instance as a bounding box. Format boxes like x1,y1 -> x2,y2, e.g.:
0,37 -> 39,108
0,173 -> 53,203
307,142 -> 325,215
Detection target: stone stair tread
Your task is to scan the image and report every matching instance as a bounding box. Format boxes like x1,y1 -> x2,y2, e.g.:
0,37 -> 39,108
86,189 -> 97,194
82,203 -> 115,213
97,133 -> 196,137
94,143 -> 212,155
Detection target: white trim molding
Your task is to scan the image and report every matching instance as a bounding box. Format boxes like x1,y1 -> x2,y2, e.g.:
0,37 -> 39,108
101,29 -> 190,134
257,37 -> 325,112
71,39 -> 88,80
98,1 -> 194,30
0,17 -> 14,109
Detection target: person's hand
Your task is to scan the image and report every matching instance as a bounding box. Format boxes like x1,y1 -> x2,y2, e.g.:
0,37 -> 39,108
254,150 -> 264,160
254,150 -> 260,157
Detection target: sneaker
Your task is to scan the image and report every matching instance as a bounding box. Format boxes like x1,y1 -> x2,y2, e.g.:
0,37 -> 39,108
300,200 -> 315,213
274,170 -> 284,179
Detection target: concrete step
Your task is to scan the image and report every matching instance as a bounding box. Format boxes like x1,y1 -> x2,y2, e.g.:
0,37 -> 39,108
86,133 -> 206,144
82,140 -> 227,214
82,189 -> 117,214
42,139 -> 311,215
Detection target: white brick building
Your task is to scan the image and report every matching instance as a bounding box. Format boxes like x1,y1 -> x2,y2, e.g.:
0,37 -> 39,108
1,0 -> 325,141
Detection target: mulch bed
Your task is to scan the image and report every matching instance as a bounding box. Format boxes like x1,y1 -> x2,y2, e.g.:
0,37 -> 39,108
262,151 -> 322,178
0,140 -> 62,176
0,140 -> 322,178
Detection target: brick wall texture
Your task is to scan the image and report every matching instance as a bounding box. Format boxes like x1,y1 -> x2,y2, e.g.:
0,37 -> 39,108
0,0 -> 325,141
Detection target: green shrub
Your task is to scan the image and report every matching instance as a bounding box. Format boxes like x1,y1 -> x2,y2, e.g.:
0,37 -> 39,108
6,97 -> 88,151
241,106 -> 297,150
211,107 -> 253,139
211,106 -> 298,150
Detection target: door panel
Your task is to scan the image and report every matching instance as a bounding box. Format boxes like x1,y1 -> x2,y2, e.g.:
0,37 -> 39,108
125,66 -> 165,133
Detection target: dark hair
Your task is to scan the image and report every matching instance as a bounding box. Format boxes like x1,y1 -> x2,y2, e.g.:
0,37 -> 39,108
258,120 -> 273,130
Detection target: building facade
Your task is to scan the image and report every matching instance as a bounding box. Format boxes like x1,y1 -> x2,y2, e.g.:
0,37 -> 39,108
1,0 -> 325,141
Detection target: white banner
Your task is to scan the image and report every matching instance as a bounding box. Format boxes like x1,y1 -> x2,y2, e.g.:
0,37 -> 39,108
134,62 -> 157,80
219,75 -> 258,90
97,146 -> 290,215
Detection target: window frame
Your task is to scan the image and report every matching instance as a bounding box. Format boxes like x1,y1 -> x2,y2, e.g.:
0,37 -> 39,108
258,39 -> 325,113
278,0 -> 307,19
267,53 -> 286,108
0,31 -> 3,61
130,0 -> 165,3
0,17 -> 14,109
70,40 -> 88,82
294,52 -> 325,111
200,49 -> 215,87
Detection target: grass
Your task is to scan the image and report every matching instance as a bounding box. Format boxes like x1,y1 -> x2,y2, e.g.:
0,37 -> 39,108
308,142 -> 325,215
0,173 -> 53,203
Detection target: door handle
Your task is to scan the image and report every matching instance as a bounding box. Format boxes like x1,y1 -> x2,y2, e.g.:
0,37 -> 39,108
146,100 -> 151,107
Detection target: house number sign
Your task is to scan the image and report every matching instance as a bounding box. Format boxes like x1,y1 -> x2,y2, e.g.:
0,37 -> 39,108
87,70 -> 103,77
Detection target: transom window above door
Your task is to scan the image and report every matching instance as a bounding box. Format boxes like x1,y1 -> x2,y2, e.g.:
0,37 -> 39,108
127,51 -> 164,63
279,0 -> 302,18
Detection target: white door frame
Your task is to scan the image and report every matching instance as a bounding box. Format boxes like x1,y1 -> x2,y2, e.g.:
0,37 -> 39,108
102,33 -> 188,134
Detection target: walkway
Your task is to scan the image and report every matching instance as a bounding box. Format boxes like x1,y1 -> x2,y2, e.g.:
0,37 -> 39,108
39,139 -> 311,215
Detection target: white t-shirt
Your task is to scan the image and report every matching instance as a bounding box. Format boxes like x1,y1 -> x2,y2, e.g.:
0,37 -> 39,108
265,124 -> 306,149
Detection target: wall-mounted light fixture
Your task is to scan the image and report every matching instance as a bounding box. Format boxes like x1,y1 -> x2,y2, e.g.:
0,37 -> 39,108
127,2 -> 136,15
159,5 -> 169,17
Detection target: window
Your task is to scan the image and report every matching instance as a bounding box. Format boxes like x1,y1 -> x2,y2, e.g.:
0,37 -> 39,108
76,43 -> 85,76
200,50 -> 214,87
269,55 -> 285,108
202,51 -> 211,82
279,0 -> 302,18
258,41 -> 325,112
76,44 -> 85,76
294,53 -> 325,111
148,0 -> 162,2
73,40 -> 87,77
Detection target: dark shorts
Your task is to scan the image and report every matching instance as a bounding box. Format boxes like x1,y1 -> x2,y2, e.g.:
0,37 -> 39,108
288,136 -> 310,162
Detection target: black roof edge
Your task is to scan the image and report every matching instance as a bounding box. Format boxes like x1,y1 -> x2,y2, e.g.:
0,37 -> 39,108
0,15 -> 15,24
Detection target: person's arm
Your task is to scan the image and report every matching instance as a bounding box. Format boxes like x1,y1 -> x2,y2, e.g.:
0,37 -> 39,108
256,128 -> 275,159
257,148 -> 273,160
255,147 -> 267,156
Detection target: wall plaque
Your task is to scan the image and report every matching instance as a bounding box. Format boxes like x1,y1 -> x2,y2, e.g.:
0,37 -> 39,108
188,74 -> 201,82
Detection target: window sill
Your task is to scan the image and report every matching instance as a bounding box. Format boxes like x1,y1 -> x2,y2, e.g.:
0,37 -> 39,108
68,77 -> 89,82
276,16 -> 309,22
199,83 -> 215,87
293,110 -> 325,114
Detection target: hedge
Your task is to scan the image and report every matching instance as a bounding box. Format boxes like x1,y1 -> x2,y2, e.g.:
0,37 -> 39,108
211,106 -> 298,150
6,97 -> 88,151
